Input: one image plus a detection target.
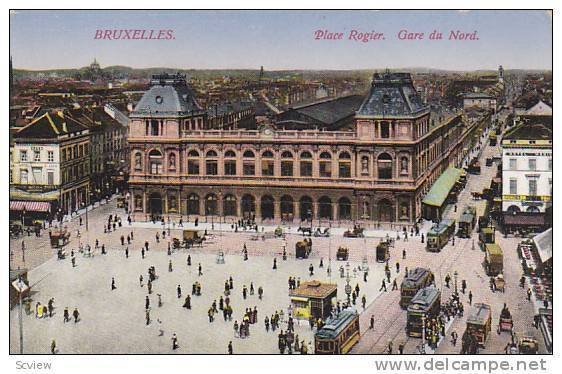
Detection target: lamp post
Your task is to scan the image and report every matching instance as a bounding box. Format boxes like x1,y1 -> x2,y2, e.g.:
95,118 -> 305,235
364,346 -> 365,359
453,271 -> 459,296
345,262 -> 351,305
420,315 -> 426,354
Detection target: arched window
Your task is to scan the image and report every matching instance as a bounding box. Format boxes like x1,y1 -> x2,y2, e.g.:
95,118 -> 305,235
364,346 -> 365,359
281,151 -> 293,176
318,196 -> 332,220
224,150 -> 237,175
338,197 -> 352,220
281,151 -> 293,158
243,150 -> 255,175
223,194 -> 237,216
148,149 -> 163,175
300,196 -> 313,221
205,194 -> 218,215
319,152 -> 332,178
206,150 -> 218,175
262,150 -> 274,158
261,150 -> 274,176
261,195 -> 275,220
187,150 -> 199,175
280,195 -> 294,221
187,194 -> 200,215
339,152 -> 351,178
378,199 -> 394,222
300,151 -> 313,177
377,153 -> 393,179
526,206 -> 540,213
241,194 -> 256,219
507,205 -> 521,214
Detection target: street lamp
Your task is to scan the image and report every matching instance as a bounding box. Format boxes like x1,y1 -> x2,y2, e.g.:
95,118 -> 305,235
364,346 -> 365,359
345,262 -> 351,305
453,271 -> 458,296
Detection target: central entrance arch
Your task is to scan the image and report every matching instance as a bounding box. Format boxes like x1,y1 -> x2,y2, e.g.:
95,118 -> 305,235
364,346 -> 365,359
261,195 -> 275,220
241,194 -> 256,219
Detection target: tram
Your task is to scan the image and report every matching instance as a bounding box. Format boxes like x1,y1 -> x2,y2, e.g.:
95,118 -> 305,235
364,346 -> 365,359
426,219 -> 456,252
465,303 -> 492,347
406,286 -> 441,338
400,268 -> 435,309
314,309 -> 360,354
457,206 -> 476,238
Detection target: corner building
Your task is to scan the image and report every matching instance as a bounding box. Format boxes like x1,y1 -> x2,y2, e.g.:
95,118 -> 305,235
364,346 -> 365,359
128,73 -> 481,226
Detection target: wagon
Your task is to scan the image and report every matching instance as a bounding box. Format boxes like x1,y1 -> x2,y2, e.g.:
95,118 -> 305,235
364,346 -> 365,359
336,247 -> 349,261
498,317 -> 513,333
344,227 -> 364,238
50,229 -> 70,248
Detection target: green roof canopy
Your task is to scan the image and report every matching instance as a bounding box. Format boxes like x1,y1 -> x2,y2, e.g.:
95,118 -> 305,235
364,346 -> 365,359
422,167 -> 463,207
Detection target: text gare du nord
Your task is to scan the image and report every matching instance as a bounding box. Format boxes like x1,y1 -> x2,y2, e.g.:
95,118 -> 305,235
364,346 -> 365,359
314,29 -> 479,42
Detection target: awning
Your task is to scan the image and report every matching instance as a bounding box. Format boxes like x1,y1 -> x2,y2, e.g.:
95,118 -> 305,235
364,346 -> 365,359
533,228 -> 552,263
10,201 -> 50,213
422,167 -> 463,207
503,214 -> 545,226
290,296 -> 309,303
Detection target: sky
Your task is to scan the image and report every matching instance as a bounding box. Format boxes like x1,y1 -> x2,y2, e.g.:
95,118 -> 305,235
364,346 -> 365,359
9,10 -> 552,71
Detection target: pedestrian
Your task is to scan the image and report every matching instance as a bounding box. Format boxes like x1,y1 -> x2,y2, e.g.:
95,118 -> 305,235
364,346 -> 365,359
402,249 -> 406,259
72,308 -> 79,323
363,271 -> 368,282
51,339 -> 57,354
141,248 -> 145,259
396,261 -> 400,273
392,279 -> 398,291
125,247 -> 129,258
468,291 -> 473,305
127,235 -> 131,245
177,285 -> 182,298
229,276 -> 234,290
48,298 -> 54,317
379,279 -> 387,292
198,263 -> 202,276
361,295 -> 366,309
387,341 -> 393,354
111,277 -> 116,290
243,285 -> 248,299
258,286 -> 263,300
63,307 -> 70,323
187,255 -> 191,266
183,295 -> 191,309
273,258 -> 277,270
398,343 -> 404,354
445,274 -> 451,288
71,257 -> 76,268
131,231 -> 134,240
171,333 -> 179,350
250,283 -> 254,295
527,288 -> 532,301
228,341 -> 233,354
145,295 -> 150,310
451,331 -> 458,346
168,260 -> 173,272
139,275 -> 144,287
120,235 -> 124,246
461,279 -> 467,294
146,309 -> 151,325
309,264 -> 314,276
370,315 -> 374,329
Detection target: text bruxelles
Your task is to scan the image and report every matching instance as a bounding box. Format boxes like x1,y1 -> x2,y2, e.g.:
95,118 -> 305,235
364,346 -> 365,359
94,29 -> 175,40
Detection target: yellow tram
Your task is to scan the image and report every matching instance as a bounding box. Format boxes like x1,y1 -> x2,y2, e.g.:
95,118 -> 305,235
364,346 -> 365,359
314,309 -> 360,354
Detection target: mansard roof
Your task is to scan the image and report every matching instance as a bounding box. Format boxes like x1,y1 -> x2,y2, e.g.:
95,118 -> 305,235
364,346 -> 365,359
356,72 -> 429,118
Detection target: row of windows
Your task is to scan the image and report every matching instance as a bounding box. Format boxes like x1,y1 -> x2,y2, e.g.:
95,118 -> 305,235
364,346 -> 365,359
508,158 -> 552,171
508,177 -> 552,195
19,150 -> 55,163
61,144 -> 89,163
17,168 -> 55,185
135,149 -> 408,179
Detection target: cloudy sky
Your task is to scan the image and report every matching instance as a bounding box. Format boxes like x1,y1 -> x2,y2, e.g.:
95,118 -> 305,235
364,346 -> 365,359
10,10 -> 552,70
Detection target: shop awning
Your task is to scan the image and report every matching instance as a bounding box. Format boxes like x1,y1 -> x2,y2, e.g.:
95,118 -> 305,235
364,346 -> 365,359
533,228 -> 552,264
10,201 -> 50,213
422,167 -> 463,207
503,214 -> 545,226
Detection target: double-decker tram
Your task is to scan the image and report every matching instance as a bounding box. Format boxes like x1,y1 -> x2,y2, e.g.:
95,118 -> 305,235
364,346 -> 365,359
406,286 -> 441,338
314,309 -> 360,354
400,268 -> 435,309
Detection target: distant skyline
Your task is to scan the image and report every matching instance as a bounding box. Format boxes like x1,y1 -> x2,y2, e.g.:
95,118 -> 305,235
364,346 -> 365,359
10,10 -> 552,71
